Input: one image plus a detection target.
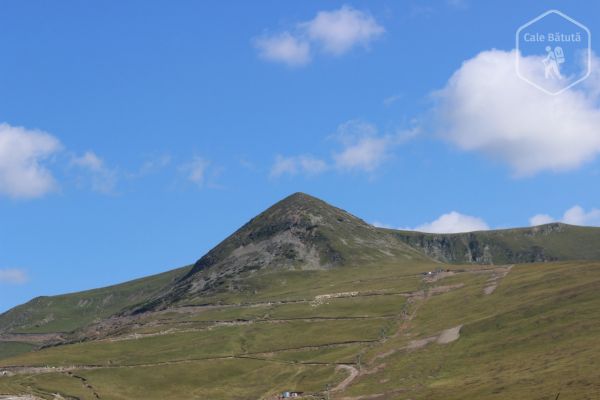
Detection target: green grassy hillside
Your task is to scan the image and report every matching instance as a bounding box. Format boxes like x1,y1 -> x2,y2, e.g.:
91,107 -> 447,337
0,266 -> 191,335
2,193 -> 600,399
0,261 -> 599,399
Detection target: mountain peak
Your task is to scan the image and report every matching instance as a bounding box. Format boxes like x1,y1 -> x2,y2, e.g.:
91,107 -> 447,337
136,193 -> 424,311
280,191 -> 320,203
249,192 -> 369,230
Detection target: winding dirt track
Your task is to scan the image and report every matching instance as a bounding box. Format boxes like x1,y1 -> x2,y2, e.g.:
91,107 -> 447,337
1,268 -> 497,399
332,365 -> 359,392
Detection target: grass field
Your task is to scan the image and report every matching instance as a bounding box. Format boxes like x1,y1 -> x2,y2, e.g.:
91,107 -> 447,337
1,261 -> 600,399
0,266 -> 191,334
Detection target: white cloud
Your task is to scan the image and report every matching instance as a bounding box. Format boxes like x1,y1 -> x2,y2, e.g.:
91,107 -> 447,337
529,214 -> 555,226
269,120 -> 418,179
0,123 -> 62,199
529,205 -> 600,227
0,268 -> 28,285
334,135 -> 391,172
254,32 -> 311,67
529,205 -> 600,226
71,151 -> 117,194
270,155 -> 327,178
332,120 -> 417,172
302,5 -> 384,56
563,205 -> 600,226
373,211 -> 489,233
433,50 -> 600,176
181,156 -> 211,187
414,211 -> 490,233
255,6 -> 384,66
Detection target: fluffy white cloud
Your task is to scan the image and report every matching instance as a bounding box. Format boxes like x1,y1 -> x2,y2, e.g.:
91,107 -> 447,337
334,135 -> 391,172
255,6 -> 383,66
270,155 -> 327,178
433,50 -> 600,176
414,211 -> 490,233
302,5 -> 384,56
254,32 -> 311,67
333,120 -> 416,172
0,123 -> 62,199
563,205 -> 600,225
529,214 -> 555,226
0,268 -> 28,285
71,151 -> 117,194
531,205 -> 600,227
373,211 -> 489,233
270,120 -> 417,178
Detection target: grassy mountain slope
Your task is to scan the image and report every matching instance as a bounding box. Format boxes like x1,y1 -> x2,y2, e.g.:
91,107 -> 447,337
0,265 -> 191,336
1,261 -> 599,399
389,222 -> 600,264
1,193 -> 600,399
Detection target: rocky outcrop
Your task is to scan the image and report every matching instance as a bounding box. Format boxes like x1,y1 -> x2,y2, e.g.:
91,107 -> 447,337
391,223 -> 580,265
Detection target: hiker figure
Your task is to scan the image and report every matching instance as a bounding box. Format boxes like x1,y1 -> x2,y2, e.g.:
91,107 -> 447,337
543,46 -> 565,80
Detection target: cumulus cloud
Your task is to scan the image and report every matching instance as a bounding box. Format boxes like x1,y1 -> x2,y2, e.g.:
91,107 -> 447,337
270,155 -> 327,178
71,151 -> 117,194
333,120 -> 417,172
301,5 -> 385,56
269,120 -> 418,179
334,135 -> 391,172
254,32 -> 311,67
433,50 -> 600,176
413,211 -> 490,233
529,214 -> 555,226
373,211 -> 489,233
530,205 -> 600,227
0,268 -> 28,285
0,123 -> 62,199
255,5 -> 384,66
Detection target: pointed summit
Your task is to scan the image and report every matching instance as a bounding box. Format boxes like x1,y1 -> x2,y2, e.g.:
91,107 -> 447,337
185,192 -> 377,277
136,192 -> 425,311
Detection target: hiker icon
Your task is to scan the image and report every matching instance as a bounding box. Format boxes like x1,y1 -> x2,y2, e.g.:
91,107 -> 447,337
543,46 -> 565,80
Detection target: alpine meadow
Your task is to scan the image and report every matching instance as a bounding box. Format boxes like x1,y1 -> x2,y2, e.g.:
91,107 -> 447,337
2,1 -> 600,399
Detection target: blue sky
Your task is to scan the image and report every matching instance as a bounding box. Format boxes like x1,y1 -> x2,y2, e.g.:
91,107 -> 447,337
1,0 -> 600,312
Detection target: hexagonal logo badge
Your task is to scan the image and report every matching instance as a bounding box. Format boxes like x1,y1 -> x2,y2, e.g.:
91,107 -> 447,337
516,10 -> 591,95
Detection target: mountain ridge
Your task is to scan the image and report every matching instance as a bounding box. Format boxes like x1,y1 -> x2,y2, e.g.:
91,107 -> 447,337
133,192 -> 429,312
2,193 -> 600,399
3,192 -> 600,334
390,221 -> 600,264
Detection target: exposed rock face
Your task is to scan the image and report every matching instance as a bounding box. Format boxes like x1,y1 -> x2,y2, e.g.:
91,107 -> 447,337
391,223 -> 577,264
